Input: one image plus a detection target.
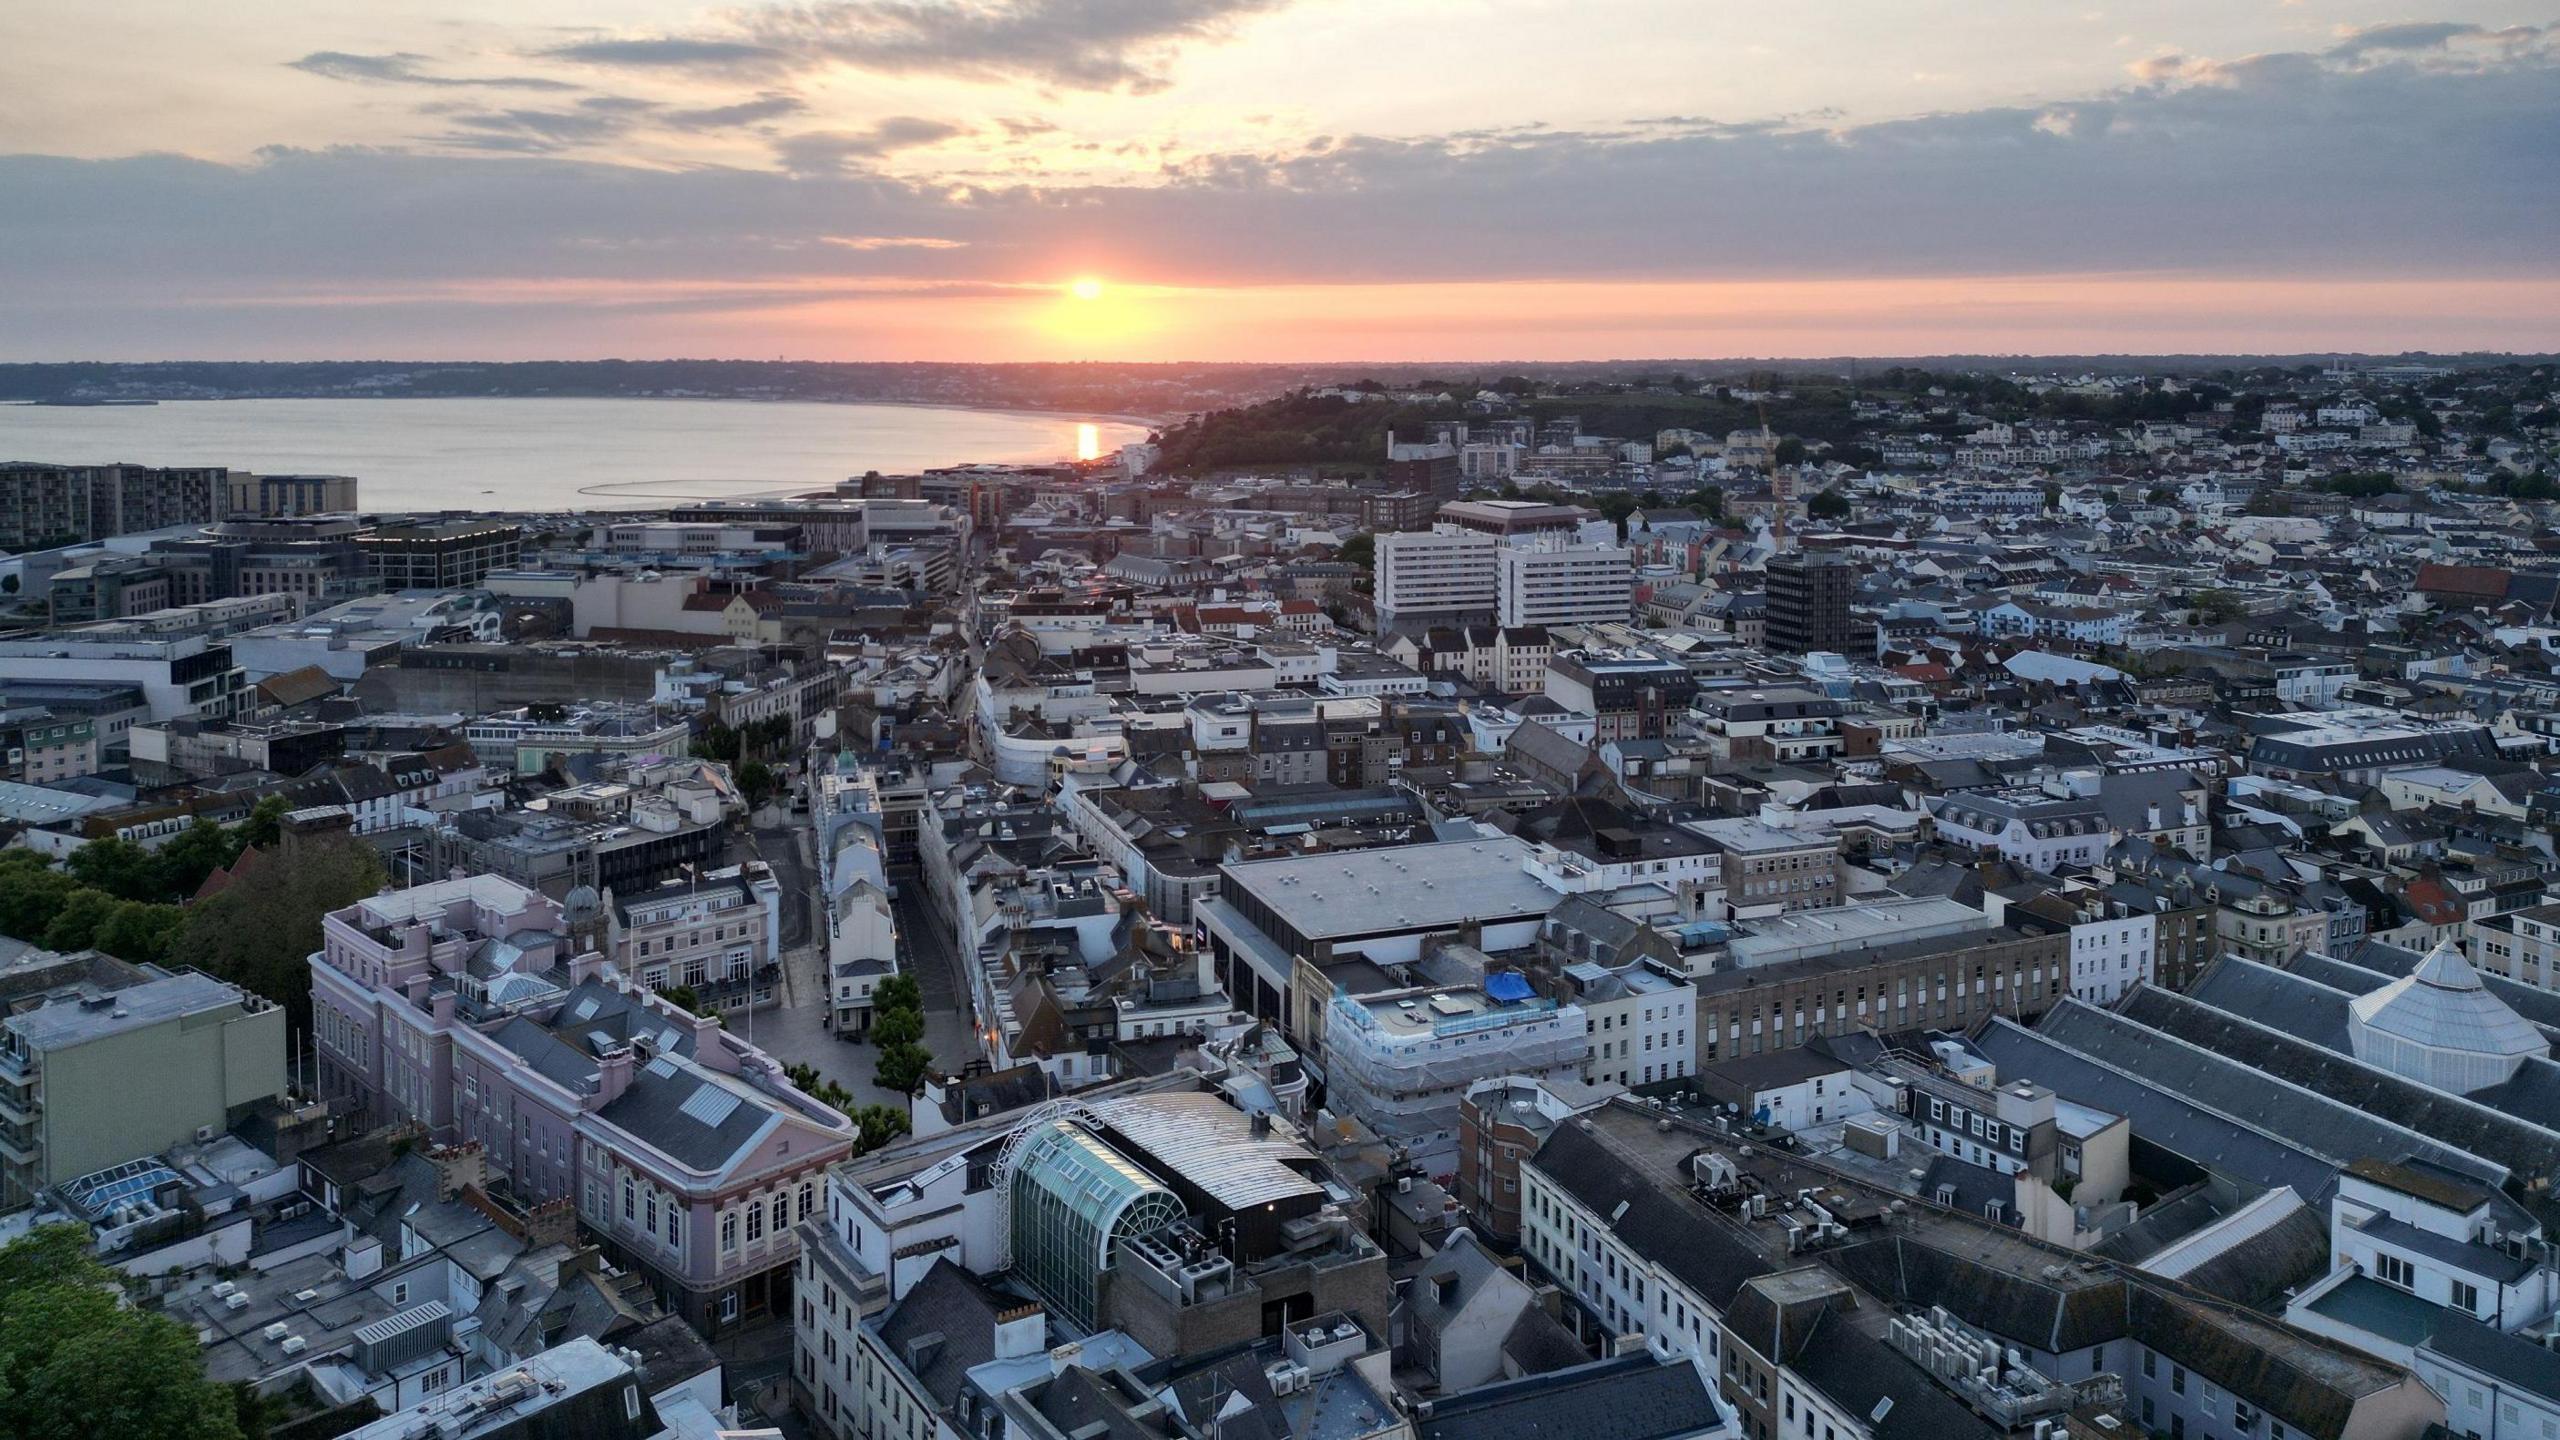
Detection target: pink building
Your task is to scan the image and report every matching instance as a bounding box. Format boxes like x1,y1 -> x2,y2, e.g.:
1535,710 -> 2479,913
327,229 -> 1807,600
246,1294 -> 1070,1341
309,873 -> 854,1334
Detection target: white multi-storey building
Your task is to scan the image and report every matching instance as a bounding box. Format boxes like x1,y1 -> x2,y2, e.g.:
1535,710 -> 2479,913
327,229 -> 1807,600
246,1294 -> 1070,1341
1497,543 -> 1634,628
1374,529 -> 1498,633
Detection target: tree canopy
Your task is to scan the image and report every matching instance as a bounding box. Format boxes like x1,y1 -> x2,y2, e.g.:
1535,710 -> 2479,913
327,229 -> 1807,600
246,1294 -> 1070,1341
0,1225 -> 245,1440
177,833 -> 386,1038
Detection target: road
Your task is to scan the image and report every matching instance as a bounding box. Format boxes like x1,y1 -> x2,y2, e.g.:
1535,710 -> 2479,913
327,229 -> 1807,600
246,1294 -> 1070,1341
735,811 -> 983,1114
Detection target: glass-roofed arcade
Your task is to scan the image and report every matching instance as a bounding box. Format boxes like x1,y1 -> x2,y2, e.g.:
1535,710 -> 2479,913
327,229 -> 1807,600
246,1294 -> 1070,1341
1009,1119 -> 1185,1331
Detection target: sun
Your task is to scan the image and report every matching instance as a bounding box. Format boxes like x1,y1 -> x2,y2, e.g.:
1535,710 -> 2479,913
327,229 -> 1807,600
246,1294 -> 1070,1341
1068,277 -> 1106,301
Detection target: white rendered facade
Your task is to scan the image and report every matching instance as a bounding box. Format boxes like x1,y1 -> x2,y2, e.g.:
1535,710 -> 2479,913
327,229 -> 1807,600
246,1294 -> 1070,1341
1497,544 -> 1635,628
1375,530 -> 1498,629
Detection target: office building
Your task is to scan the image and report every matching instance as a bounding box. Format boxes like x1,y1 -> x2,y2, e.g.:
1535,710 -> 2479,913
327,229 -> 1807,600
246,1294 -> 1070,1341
0,960 -> 287,1208
1764,550 -> 1855,655
356,518 -> 524,591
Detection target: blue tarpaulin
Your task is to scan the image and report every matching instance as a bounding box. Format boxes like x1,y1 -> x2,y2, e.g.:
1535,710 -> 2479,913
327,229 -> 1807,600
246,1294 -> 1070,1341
1484,971 -> 1535,1003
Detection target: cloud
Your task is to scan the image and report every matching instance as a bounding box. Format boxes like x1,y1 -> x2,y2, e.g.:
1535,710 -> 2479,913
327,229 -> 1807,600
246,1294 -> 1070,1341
541,0 -> 1286,93
440,107 -> 639,152
286,50 -> 577,91
2327,20 -> 2484,57
538,37 -> 792,73
774,117 -> 968,174
821,234 -> 971,250
3,30 -> 2555,354
663,95 -> 808,129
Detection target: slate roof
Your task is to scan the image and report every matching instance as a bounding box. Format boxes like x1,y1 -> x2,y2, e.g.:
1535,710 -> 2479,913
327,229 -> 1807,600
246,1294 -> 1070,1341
2212,955 -> 2560,1129
1414,1355 -> 1723,1440
2424,1314 -> 2560,1404
1024,1367 -> 1179,1440
2113,984 -> 2560,1200
1970,1014 -> 2357,1207
1529,1121 -> 1773,1312
594,1061 -> 783,1175
2166,1203 -> 2336,1313
875,1258 -> 1017,1409
1786,1310 -> 2003,1440
2188,957 -> 2357,1050
1823,1233 -> 2125,1355
2128,1286 -> 2387,1440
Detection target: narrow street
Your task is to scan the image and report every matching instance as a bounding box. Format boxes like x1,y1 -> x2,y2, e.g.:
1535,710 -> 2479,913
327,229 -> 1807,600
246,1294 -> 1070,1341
735,812 -> 982,1115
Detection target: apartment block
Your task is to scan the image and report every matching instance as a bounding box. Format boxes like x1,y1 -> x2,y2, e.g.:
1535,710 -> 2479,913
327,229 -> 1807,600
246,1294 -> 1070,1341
1496,543 -> 1634,628
1374,529 -> 1497,635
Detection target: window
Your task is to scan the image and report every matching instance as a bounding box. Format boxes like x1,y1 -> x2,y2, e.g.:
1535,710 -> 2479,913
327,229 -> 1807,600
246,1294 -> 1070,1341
720,1210 -> 738,1251
2450,1279 -> 2480,1315
747,1200 -> 766,1243
2376,1253 -> 2415,1290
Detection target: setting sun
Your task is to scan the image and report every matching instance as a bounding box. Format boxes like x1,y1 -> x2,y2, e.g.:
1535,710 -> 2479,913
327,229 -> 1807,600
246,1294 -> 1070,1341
1068,277 -> 1106,301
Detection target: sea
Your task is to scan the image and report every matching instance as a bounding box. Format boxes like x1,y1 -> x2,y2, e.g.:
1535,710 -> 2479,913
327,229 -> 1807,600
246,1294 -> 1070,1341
0,397 -> 1152,513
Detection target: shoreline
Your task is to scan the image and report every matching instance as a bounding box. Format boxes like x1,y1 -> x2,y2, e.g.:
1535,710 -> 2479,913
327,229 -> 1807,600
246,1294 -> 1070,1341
3,393 -> 1170,431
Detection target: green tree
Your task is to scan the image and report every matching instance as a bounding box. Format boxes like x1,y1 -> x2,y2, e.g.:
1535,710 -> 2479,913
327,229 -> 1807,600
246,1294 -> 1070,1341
1806,488 -> 1852,521
65,837 -> 160,903
873,973 -> 923,1014
93,901 -> 183,965
1334,532 -> 1375,572
0,856 -> 79,941
152,818 -> 245,900
1593,491 -> 1640,534
691,720 -> 742,765
737,760 -> 776,808
871,1006 -> 924,1050
852,1104 -> 912,1158
235,795 -> 288,853
875,1041 -> 932,1095
2041,483 -> 2062,511
177,834 -> 386,1037
1773,437 -> 1808,467
40,888 -> 120,952
0,1225 -> 245,1440
2188,588 -> 2246,624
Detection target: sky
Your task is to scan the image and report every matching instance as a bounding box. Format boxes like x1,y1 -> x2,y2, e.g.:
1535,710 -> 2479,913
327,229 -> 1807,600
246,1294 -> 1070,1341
2,0 -> 2556,362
